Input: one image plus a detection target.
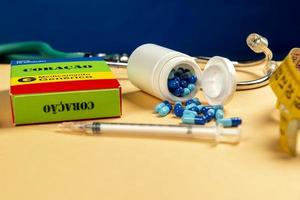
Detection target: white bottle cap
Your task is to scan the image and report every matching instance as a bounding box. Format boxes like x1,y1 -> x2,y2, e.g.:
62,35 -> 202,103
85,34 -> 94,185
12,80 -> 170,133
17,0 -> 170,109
201,56 -> 236,105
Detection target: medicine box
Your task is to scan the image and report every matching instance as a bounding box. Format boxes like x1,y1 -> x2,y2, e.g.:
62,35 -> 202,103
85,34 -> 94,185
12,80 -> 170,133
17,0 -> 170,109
10,58 -> 122,125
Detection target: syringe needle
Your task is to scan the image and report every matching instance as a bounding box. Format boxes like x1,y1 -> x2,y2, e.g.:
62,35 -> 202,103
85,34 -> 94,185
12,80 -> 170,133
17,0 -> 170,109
57,122 -> 241,144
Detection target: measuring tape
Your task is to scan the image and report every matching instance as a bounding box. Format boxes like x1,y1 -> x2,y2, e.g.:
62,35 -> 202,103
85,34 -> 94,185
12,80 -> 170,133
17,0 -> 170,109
270,48 -> 300,155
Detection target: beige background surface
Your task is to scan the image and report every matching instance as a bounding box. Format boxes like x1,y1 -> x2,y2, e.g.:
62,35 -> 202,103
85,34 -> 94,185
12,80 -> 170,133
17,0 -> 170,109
0,63 -> 300,200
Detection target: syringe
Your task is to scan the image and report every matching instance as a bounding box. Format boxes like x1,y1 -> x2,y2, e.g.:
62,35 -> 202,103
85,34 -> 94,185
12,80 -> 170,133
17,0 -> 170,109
58,122 -> 241,144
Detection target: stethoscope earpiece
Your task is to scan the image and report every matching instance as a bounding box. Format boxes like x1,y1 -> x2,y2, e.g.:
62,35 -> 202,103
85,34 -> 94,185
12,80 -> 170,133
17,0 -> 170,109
246,33 -> 269,54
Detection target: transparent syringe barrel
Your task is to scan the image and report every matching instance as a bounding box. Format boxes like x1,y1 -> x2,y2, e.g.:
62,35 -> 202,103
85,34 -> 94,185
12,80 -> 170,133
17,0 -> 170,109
100,123 -> 240,143
59,122 -> 240,144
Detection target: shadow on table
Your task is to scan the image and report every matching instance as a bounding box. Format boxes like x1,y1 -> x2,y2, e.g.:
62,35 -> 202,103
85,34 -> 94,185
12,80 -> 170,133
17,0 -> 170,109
122,90 -> 159,110
0,89 -> 12,128
260,108 -> 299,160
266,138 -> 298,160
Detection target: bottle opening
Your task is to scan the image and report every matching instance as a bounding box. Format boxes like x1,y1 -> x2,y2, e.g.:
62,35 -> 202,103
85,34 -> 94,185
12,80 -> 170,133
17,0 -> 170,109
167,65 -> 198,98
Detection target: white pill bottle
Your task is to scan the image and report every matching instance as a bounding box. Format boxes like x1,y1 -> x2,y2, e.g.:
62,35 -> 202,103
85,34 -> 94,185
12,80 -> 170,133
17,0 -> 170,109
127,44 -> 236,105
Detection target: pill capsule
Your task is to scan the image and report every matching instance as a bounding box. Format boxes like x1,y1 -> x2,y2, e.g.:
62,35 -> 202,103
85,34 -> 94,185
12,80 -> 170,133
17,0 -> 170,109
187,83 -> 195,91
158,106 -> 171,117
154,102 -> 165,113
192,97 -> 201,105
182,109 -> 198,117
196,105 -> 203,113
168,68 -> 198,98
180,72 -> 190,80
173,87 -> 184,97
189,106 -> 200,113
180,80 -> 188,88
174,76 -> 180,82
154,100 -> 171,113
174,108 -> 184,117
185,103 -> 197,110
168,71 -> 175,79
174,101 -> 182,106
188,76 -> 197,84
174,102 -> 184,117
164,101 -> 172,111
200,106 -> 209,115
185,71 -> 193,76
217,117 -> 242,127
174,68 -> 184,76
205,111 -> 214,122
168,79 -> 180,89
207,108 -> 215,116
204,108 -> 215,122
182,115 -> 206,125
215,109 -> 224,120
186,98 -> 200,106
185,99 -> 195,106
183,88 -> 191,96
203,105 -> 212,110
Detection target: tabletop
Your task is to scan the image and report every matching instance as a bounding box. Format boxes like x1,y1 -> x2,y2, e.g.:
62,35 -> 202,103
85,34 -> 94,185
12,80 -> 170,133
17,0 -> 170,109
0,63 -> 300,200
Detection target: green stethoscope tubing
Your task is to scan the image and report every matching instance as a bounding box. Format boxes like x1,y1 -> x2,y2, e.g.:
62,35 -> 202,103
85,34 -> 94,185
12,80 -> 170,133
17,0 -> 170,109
0,41 -> 84,62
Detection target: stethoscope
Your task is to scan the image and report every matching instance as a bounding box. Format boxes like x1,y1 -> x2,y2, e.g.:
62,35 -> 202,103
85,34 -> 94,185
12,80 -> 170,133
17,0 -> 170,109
0,33 -> 276,91
106,33 -> 277,91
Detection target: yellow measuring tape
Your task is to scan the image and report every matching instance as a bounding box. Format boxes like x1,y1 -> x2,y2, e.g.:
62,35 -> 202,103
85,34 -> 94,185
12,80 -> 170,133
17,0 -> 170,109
270,48 -> 300,155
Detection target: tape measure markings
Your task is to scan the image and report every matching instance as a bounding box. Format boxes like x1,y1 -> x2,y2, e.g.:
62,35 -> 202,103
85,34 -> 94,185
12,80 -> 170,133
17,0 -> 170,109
270,48 -> 300,155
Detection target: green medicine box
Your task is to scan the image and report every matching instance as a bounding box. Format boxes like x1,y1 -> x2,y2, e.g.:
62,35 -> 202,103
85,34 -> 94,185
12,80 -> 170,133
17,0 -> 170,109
10,58 -> 122,125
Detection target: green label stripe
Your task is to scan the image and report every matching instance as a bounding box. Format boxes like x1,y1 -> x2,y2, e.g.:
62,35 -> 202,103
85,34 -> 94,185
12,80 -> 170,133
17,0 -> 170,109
13,89 -> 121,125
11,60 -> 111,77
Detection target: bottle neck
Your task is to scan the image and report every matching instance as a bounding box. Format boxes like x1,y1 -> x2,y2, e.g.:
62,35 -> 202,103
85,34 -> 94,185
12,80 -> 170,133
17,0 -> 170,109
155,56 -> 202,102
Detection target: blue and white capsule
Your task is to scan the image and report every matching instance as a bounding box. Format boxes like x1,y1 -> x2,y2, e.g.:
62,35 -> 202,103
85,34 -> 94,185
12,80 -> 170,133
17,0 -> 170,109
189,106 -> 201,113
215,109 -> 224,120
158,106 -> 171,117
185,97 -> 201,106
204,108 -> 215,122
173,87 -> 184,97
185,103 -> 197,110
182,109 -> 198,117
155,101 -> 172,117
187,83 -> 195,91
154,102 -> 166,113
217,117 -> 242,127
183,88 -> 191,96
182,115 -> 206,125
195,105 -> 203,113
200,106 -> 209,115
